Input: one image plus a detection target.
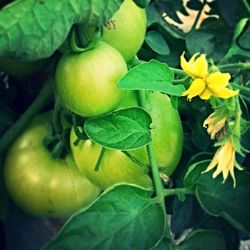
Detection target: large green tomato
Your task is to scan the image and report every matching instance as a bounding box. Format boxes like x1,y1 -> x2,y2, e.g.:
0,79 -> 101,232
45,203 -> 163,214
55,42 -> 127,117
3,112 -> 100,217
102,0 -> 147,62
0,57 -> 47,77
70,91 -> 183,189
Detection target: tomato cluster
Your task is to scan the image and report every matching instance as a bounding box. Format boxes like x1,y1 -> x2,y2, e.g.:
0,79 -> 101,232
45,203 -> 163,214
2,0 -> 183,218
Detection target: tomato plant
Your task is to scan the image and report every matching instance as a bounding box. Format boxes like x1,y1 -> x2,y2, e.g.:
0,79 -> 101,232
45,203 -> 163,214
3,112 -> 100,217
0,1 -> 250,250
55,41 -> 127,117
70,91 -> 183,189
102,0 -> 147,62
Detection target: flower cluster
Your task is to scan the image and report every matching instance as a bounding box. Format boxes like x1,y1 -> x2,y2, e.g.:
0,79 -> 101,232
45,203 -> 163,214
180,52 -> 243,186
202,139 -> 243,187
181,53 -> 239,101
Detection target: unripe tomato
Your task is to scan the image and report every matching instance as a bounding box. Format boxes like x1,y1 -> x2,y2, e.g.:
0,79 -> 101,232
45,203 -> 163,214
3,112 -> 100,217
70,91 -> 183,189
0,57 -> 47,77
102,0 -> 147,62
55,42 -> 127,117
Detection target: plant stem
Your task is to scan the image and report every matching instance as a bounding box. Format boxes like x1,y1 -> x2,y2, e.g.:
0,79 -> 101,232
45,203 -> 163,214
74,24 -> 91,48
53,96 -> 63,134
94,147 -> 106,171
190,0 -> 207,31
163,187 -> 195,197
218,62 -> 250,72
137,90 -> 172,240
243,0 -> 250,14
170,67 -> 186,77
0,80 -> 54,156
122,151 -> 149,173
231,83 -> 250,95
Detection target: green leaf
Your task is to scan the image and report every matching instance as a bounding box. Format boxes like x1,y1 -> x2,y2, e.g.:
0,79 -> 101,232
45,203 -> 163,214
145,31 -> 170,55
177,229 -> 226,250
171,195 -> 207,234
152,237 -> 172,250
191,122 -> 211,151
132,0 -> 150,8
44,185 -> 166,250
237,19 -> 250,51
84,107 -> 152,150
118,60 -> 185,96
0,0 -> 123,60
183,160 -> 210,188
186,20 -> 232,62
196,171 -> 250,234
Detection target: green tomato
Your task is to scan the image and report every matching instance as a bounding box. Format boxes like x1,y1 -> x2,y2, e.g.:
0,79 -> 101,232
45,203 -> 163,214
102,0 -> 147,62
0,57 -> 47,77
3,112 -> 100,218
70,91 -> 183,189
55,41 -> 127,117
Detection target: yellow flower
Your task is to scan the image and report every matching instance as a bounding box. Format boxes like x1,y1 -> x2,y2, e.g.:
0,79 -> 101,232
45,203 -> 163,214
181,53 -> 239,100
202,140 -> 243,187
203,113 -> 227,140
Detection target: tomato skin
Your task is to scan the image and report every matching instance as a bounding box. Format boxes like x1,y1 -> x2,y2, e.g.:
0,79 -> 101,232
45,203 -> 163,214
102,0 -> 147,62
55,42 -> 127,117
0,57 -> 47,77
3,112 -> 100,218
70,131 -> 153,189
70,91 -> 183,189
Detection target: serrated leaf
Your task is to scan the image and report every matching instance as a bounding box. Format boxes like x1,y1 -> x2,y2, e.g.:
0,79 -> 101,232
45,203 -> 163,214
177,229 -> 226,250
118,60 -> 185,96
44,185 -> 166,250
84,107 -> 152,150
196,171 -> 250,234
145,31 -> 170,55
0,0 -> 123,60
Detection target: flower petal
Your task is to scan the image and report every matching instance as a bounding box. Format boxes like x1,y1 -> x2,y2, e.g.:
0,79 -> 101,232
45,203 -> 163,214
206,72 -> 231,90
213,88 -> 239,99
202,151 -> 219,173
193,54 -> 208,78
199,89 -> 213,100
212,142 -> 232,178
180,53 -> 199,78
182,78 -> 206,100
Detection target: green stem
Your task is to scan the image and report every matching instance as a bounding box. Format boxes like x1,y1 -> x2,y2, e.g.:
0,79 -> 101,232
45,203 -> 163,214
94,147 -> 106,172
173,76 -> 189,85
170,67 -> 186,77
122,151 -> 149,173
218,62 -> 250,72
163,187 -> 195,197
232,96 -> 242,138
74,24 -> 91,48
243,0 -> 250,14
53,96 -> 63,134
0,80 -> 53,156
137,90 -> 172,240
231,82 -> 250,95
190,0 -> 207,31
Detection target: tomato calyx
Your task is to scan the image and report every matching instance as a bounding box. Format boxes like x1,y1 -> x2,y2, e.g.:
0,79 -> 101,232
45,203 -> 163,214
43,100 -> 72,159
60,24 -> 102,55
